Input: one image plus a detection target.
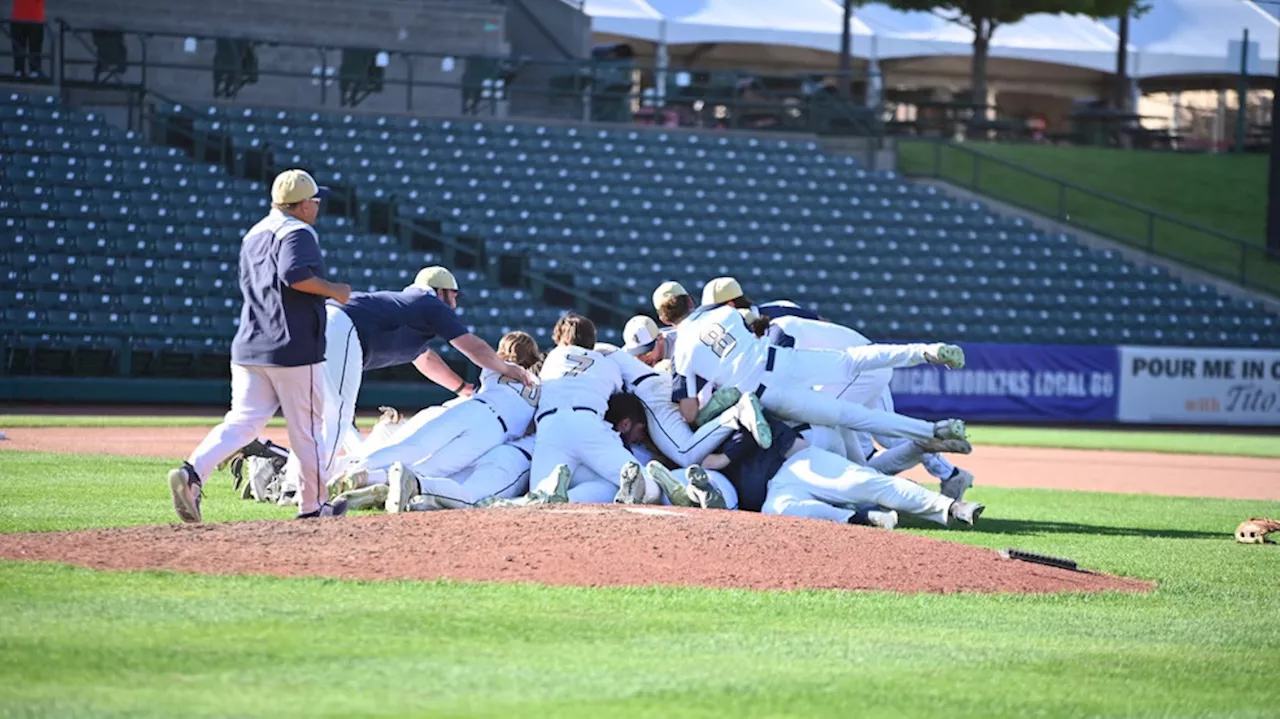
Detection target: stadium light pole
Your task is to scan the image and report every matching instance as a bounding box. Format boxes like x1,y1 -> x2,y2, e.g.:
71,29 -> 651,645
1255,0 -> 1280,259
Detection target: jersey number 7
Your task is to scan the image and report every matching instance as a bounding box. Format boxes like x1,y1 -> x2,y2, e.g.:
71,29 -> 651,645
565,354 -> 595,376
699,323 -> 738,359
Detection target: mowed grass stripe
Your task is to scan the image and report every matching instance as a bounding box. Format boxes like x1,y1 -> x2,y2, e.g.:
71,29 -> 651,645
0,449 -> 1278,717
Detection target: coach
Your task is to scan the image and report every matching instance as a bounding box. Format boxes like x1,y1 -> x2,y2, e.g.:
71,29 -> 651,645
170,169 -> 352,523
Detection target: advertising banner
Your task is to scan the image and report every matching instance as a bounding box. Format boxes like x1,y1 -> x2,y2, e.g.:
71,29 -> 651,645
1116,346 -> 1280,426
889,343 -> 1120,422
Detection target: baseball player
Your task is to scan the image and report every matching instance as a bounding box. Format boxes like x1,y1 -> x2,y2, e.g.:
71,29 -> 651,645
744,298 -> 976,500
613,315 -> 770,465
169,169 -> 351,522
669,278 -> 967,445
526,314 -> 662,504
340,435 -> 536,512
270,265 -> 537,496
701,417 -> 984,529
339,331 -> 543,512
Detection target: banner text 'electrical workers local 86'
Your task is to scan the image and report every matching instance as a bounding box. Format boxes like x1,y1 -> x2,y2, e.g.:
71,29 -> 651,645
1116,346 -> 1280,426
889,343 -> 1119,423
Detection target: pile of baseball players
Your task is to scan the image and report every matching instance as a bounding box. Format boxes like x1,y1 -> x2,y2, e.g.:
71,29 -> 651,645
168,169 -> 983,531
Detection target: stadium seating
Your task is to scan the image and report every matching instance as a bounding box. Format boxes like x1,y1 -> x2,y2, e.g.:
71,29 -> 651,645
3,89 -> 1279,385
168,100 -> 1278,347
1,92 -> 600,379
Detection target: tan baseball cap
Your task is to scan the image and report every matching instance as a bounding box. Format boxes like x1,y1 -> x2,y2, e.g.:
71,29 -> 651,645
622,315 -> 662,356
702,276 -> 744,306
414,266 -> 459,292
271,169 -> 329,204
651,281 -> 689,310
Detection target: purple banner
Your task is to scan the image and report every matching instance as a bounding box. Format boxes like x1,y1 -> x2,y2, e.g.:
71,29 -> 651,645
889,343 -> 1121,422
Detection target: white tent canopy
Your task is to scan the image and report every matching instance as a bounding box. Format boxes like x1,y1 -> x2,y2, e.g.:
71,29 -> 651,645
1103,0 -> 1280,79
581,0 -> 1122,73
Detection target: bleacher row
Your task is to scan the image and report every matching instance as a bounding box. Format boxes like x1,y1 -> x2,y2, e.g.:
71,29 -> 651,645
3,89 -> 1279,384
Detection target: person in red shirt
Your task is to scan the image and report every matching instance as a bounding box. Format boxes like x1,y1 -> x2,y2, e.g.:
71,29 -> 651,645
10,0 -> 45,78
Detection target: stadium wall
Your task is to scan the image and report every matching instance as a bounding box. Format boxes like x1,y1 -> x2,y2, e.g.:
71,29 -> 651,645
50,0 -> 508,113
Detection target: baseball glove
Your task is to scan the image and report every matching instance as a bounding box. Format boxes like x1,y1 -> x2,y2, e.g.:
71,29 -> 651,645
1234,517 -> 1280,545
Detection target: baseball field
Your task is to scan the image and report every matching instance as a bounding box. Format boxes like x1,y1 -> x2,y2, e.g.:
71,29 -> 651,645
1,414 -> 1279,717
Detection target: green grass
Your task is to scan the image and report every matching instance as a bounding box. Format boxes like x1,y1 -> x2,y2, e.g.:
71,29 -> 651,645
6,416 -> 1279,458
971,425 -> 1280,458
2,450 -> 1280,717
897,141 -> 1280,294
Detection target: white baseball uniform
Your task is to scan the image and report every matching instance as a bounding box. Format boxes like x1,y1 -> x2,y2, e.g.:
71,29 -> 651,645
359,363 -> 538,484
671,305 -> 937,441
771,315 -> 958,479
762,445 -> 954,525
412,435 -> 535,509
603,345 -> 740,466
529,345 -> 657,497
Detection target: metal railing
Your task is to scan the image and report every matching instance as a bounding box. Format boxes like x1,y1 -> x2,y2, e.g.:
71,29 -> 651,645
897,139 -> 1280,297
50,19 -> 883,138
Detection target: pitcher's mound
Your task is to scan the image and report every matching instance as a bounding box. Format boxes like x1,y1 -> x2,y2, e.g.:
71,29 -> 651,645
0,505 -> 1151,594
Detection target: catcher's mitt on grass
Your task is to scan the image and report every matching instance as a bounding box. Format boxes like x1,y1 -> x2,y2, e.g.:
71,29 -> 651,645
1234,517 -> 1280,545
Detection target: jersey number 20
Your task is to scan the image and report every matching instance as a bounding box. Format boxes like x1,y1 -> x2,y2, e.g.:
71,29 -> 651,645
699,323 -> 738,358
498,376 -> 541,407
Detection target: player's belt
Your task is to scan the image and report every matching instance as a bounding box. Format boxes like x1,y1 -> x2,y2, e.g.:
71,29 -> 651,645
535,406 -> 598,423
764,345 -> 778,371
473,398 -> 509,434
631,373 -> 659,387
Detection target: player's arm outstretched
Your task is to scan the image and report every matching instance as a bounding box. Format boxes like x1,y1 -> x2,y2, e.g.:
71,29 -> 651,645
450,334 -> 537,387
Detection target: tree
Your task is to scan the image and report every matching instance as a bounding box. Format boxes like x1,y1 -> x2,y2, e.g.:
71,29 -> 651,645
881,1 -> 1145,114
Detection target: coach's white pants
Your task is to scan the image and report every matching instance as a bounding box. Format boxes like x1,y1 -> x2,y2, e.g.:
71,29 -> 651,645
281,306 -> 363,494
360,400 -> 505,486
656,468 -> 739,510
762,447 -> 953,525
530,409 -> 658,499
188,362 -> 328,514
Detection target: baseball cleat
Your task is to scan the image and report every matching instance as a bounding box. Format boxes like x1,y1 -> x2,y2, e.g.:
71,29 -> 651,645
245,456 -> 279,502
923,343 -> 965,369
939,468 -> 975,501
326,466 -> 369,502
849,506 -> 899,530
525,464 -> 572,506
384,462 -> 420,514
168,463 -> 203,524
692,386 -> 743,428
236,462 -> 255,501
933,419 -> 967,442
647,461 -> 693,507
684,465 -> 727,509
734,393 -> 773,449
297,496 -> 349,519
338,483 -> 390,511
914,437 -> 974,455
615,461 -> 647,504
948,500 -> 985,527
